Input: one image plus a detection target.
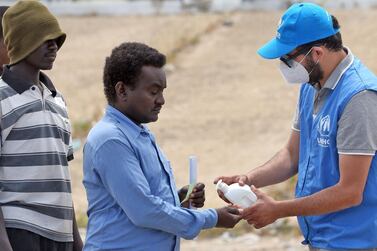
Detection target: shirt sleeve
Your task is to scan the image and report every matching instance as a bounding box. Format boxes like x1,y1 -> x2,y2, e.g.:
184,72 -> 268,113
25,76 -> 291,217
59,94 -> 74,161
337,90 -> 377,155
67,135 -> 74,161
292,96 -> 300,131
94,139 -> 218,239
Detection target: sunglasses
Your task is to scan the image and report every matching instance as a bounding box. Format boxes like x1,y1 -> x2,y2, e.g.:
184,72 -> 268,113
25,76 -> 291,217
280,46 -> 314,68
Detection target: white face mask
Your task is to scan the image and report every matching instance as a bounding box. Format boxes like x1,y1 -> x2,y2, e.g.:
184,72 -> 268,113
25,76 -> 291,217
279,48 -> 317,85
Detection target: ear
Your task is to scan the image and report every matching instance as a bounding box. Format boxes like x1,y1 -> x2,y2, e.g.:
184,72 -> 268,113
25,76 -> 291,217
114,81 -> 128,101
312,46 -> 325,62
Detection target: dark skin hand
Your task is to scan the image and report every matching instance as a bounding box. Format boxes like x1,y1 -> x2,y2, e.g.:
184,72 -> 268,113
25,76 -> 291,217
215,207 -> 242,228
178,183 -> 205,208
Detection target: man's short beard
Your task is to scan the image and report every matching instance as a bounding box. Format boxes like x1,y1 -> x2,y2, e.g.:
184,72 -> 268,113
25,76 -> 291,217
306,56 -> 324,85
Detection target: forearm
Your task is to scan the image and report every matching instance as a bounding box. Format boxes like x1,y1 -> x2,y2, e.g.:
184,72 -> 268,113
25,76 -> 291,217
276,183 -> 361,218
247,147 -> 297,188
276,155 -> 371,218
125,193 -> 217,239
0,208 -> 12,251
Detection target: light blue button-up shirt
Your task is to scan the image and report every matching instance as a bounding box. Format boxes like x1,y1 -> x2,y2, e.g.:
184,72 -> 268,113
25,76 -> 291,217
83,105 -> 218,251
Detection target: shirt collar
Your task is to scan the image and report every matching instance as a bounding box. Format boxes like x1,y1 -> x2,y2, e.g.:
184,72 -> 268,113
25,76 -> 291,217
106,105 -> 150,140
321,47 -> 354,91
1,65 -> 57,97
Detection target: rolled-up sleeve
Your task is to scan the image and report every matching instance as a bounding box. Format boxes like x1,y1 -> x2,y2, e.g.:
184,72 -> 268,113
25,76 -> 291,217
94,139 -> 217,240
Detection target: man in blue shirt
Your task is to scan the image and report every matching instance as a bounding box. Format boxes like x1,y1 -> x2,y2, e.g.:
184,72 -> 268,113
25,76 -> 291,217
83,42 -> 241,251
215,3 -> 377,250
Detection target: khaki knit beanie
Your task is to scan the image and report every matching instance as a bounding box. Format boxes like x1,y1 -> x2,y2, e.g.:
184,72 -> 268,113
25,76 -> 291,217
2,0 -> 66,65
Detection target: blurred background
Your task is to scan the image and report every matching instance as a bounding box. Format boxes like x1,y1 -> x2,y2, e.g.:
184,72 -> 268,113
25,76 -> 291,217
2,0 -> 377,250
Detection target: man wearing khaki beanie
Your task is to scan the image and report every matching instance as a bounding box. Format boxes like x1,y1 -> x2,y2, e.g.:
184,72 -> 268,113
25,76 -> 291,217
0,6 -> 9,75
0,1 -> 83,250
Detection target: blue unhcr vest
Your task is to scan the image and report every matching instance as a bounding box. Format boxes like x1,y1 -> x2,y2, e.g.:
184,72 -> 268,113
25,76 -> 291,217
297,57 -> 377,249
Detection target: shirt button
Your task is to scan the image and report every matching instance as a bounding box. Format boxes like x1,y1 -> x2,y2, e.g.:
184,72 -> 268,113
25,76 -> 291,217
31,86 -> 36,91
140,131 -> 148,136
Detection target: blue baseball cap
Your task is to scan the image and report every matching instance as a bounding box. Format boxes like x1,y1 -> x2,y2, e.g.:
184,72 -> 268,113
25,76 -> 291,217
257,2 -> 340,59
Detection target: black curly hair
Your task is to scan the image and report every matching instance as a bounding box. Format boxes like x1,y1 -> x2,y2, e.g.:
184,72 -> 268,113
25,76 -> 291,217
103,42 -> 166,104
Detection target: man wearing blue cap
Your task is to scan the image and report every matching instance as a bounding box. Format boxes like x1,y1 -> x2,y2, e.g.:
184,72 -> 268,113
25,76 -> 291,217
215,2 -> 377,250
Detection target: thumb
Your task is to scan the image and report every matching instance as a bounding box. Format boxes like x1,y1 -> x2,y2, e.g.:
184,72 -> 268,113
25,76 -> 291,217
213,176 -> 222,184
233,214 -> 242,222
251,185 -> 264,199
238,175 -> 248,186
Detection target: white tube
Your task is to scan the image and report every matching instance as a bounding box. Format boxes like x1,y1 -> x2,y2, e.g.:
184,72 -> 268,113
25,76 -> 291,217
189,155 -> 197,185
189,155 -> 197,209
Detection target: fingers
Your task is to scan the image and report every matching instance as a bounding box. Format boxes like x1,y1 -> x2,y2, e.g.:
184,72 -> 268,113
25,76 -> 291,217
217,190 -> 231,204
188,183 -> 205,208
250,185 -> 264,199
214,176 -> 237,185
232,214 -> 242,224
191,201 -> 204,208
190,189 -> 204,199
238,175 -> 248,186
182,184 -> 189,190
244,212 -> 264,229
226,207 -> 240,215
180,201 -> 190,209
251,185 -> 259,194
194,182 -> 205,191
190,196 -> 205,207
214,176 -> 225,184
241,206 -> 257,220
214,175 -> 248,186
247,219 -> 257,226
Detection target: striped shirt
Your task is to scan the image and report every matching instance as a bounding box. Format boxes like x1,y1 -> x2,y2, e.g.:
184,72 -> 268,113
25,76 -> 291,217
0,66 -> 74,242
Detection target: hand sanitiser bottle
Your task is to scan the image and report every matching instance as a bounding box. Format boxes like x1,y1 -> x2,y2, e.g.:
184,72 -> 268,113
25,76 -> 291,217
216,179 -> 257,208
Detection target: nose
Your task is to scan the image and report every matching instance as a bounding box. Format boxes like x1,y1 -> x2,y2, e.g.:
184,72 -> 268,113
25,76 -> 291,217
156,93 -> 165,106
47,39 -> 58,50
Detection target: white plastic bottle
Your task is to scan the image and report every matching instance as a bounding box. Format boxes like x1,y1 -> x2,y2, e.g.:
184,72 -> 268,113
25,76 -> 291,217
216,179 -> 257,208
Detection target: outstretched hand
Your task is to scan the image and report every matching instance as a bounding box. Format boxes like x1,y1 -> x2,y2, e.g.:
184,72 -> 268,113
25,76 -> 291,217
241,186 -> 280,229
215,206 -> 242,228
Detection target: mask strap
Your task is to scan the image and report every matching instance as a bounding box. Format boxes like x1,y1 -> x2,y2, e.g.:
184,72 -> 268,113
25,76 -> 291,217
308,58 -> 320,76
298,47 -> 314,64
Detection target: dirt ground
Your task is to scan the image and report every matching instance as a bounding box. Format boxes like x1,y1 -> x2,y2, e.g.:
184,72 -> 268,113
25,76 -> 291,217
50,9 -> 377,250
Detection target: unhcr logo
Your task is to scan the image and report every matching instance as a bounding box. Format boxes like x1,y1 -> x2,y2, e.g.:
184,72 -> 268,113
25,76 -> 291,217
317,115 -> 331,147
318,115 -> 330,136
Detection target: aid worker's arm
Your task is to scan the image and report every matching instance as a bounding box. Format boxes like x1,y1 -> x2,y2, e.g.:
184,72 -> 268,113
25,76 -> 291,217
242,154 -> 372,228
242,91 -> 377,228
